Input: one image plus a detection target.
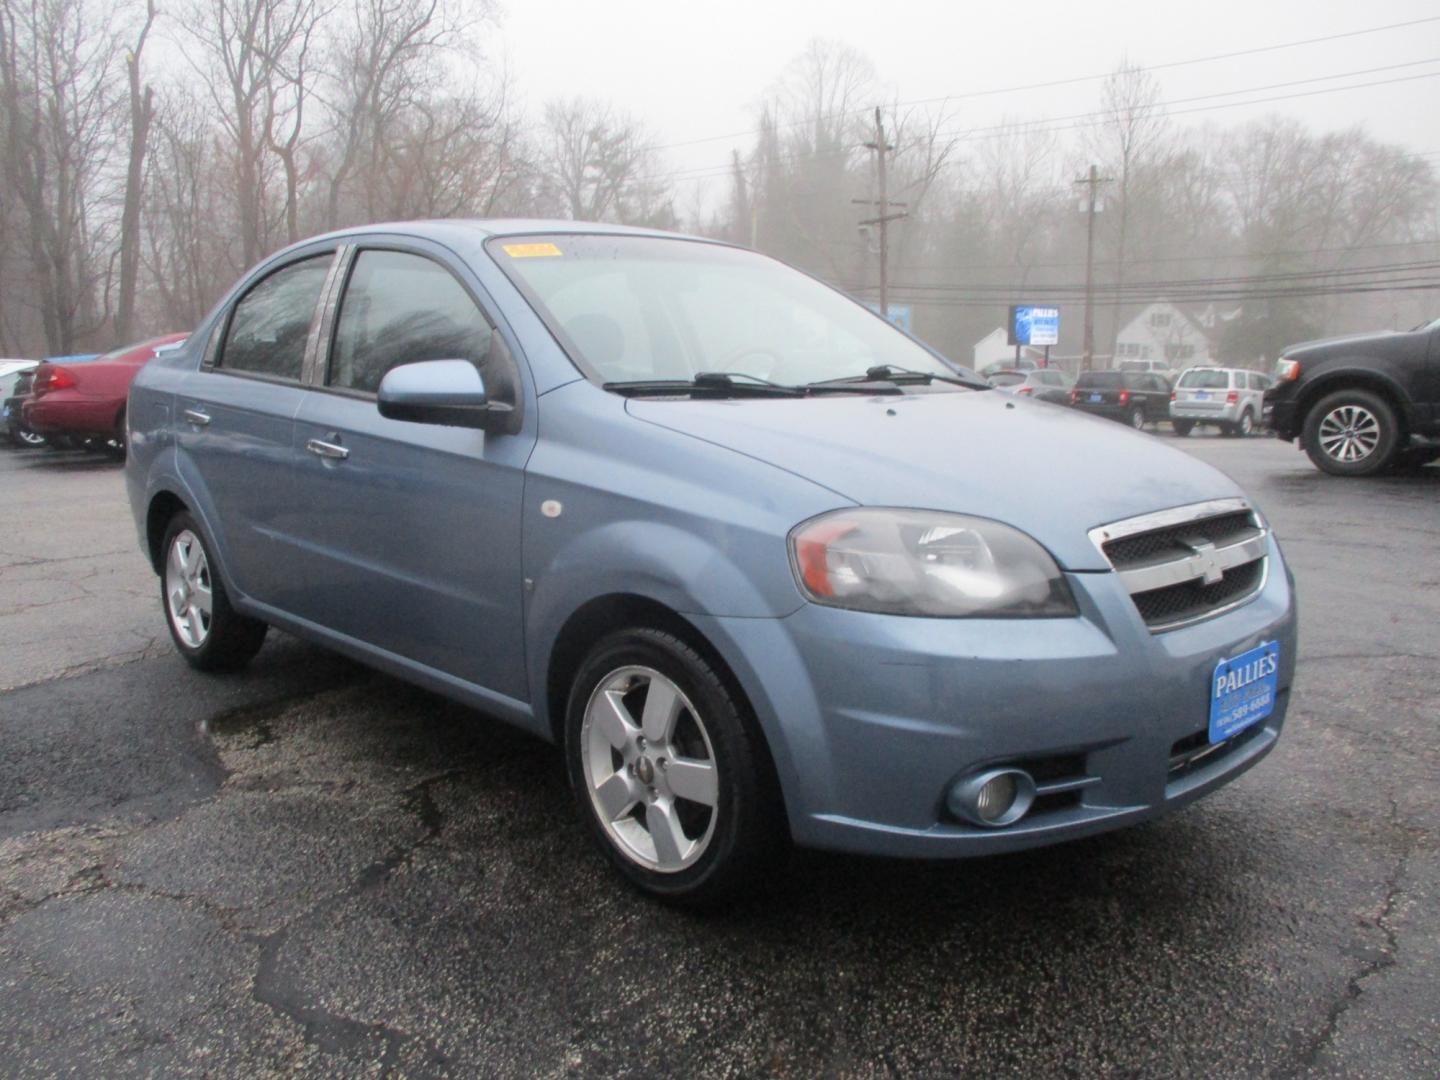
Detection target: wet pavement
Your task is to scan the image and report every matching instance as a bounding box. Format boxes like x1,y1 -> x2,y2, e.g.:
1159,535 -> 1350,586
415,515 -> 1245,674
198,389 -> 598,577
0,434 -> 1436,1077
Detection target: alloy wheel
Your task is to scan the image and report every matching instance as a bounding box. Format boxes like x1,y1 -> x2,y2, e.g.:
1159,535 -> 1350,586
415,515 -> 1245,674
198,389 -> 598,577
580,665 -> 719,873
165,529 -> 213,648
1317,404 -> 1380,463
17,427 -> 45,447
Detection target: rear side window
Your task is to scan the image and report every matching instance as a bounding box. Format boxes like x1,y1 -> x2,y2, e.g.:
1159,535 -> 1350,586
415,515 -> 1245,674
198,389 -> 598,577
989,372 -> 1025,387
221,255 -> 332,380
1178,369 -> 1229,389
329,250 -> 492,394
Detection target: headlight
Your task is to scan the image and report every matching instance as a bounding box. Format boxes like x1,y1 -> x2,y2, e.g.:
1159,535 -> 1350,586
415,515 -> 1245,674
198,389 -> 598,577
788,508 -> 1078,617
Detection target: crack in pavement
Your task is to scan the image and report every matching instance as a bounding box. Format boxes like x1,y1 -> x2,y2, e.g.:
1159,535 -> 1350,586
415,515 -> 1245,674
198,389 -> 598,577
243,768 -> 464,1075
1280,799 -> 1413,1078
0,638 -> 170,692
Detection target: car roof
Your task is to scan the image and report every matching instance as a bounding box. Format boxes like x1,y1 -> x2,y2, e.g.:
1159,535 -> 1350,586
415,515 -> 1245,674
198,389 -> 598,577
292,218 -> 715,250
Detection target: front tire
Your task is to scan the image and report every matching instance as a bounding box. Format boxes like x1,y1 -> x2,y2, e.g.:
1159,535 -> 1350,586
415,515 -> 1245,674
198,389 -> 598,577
160,513 -> 267,670
564,627 -> 782,907
1303,389 -> 1399,477
1235,410 -> 1255,437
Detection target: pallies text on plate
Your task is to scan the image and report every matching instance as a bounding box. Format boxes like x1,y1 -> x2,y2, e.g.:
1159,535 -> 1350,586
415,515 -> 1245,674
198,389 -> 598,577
1216,652 -> 1278,696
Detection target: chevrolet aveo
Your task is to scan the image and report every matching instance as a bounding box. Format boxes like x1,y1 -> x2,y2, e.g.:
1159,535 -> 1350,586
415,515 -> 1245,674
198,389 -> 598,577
126,221 -> 1296,905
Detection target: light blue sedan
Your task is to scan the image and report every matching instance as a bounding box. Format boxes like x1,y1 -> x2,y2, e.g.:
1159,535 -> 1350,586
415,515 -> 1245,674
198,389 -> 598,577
126,221 -> 1296,905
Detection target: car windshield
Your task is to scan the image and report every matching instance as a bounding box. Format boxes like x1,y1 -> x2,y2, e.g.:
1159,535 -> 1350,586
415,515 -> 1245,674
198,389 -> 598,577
1178,370 -> 1230,389
988,372 -> 1026,387
1075,371 -> 1124,388
489,234 -> 969,389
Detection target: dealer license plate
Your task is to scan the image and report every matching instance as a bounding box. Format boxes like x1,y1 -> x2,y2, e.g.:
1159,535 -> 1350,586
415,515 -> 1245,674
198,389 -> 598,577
1209,641 -> 1279,743
1089,392 -> 1103,402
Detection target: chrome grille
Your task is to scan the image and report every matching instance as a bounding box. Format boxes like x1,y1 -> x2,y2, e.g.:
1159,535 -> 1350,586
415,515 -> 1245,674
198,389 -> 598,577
1089,498 -> 1268,632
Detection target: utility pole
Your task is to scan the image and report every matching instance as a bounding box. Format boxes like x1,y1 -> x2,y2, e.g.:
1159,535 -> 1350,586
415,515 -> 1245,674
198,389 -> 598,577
855,107 -> 906,318
1075,164 -> 1112,371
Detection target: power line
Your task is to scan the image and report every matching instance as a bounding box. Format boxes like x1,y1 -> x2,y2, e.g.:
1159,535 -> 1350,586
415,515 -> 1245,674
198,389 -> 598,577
650,15 -> 1440,154
887,236 -> 1440,274
869,259 -> 1440,295
839,281 -> 1440,309
661,62 -> 1440,187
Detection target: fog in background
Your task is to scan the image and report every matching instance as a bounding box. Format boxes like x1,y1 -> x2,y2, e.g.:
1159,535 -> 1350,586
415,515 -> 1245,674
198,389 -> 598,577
2,0 -> 1438,366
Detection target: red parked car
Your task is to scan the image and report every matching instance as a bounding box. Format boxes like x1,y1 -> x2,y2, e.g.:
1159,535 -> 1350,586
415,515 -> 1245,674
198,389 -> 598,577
24,334 -> 187,455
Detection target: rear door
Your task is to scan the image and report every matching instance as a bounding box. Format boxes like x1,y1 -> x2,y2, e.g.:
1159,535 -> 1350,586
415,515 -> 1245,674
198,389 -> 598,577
285,242 -> 535,700
173,249 -> 337,605
1143,374 -> 1170,420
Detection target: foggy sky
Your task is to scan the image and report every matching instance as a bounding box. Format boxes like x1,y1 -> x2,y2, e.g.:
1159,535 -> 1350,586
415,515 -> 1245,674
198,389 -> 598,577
503,0 -> 1440,196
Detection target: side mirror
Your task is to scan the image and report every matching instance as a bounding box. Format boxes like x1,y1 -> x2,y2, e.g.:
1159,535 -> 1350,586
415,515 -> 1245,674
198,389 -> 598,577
377,359 -> 511,430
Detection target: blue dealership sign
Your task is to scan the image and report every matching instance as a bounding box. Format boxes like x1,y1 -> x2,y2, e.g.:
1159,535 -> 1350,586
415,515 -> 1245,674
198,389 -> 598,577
864,302 -> 913,333
1009,305 -> 1060,347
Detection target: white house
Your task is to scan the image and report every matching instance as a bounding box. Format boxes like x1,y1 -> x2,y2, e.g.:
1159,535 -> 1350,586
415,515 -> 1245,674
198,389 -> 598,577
972,327 -> 1048,372
1113,301 -> 1217,368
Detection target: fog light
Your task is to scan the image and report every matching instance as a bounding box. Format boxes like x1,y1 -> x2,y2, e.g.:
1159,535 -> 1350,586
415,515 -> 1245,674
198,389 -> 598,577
947,767 -> 1036,828
976,773 -> 1016,820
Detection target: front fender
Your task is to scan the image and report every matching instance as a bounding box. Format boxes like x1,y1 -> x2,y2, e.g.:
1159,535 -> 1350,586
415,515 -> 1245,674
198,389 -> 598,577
523,519 -> 804,726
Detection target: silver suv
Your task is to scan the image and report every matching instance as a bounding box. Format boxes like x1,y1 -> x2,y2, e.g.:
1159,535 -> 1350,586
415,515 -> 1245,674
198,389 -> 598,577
1170,367 -> 1267,437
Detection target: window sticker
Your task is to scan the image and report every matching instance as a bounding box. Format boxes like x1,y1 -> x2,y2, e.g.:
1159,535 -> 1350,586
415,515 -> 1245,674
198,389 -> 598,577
502,242 -> 563,258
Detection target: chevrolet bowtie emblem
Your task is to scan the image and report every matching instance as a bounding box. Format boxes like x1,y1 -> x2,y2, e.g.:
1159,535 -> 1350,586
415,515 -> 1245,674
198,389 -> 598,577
1182,538 -> 1225,586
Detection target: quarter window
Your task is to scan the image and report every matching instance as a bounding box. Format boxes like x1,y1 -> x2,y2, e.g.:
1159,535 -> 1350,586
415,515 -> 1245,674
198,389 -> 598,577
221,255 -> 333,380
329,250 -> 492,394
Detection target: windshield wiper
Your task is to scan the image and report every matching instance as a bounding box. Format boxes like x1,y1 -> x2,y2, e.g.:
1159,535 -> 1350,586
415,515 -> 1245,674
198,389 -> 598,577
604,373 -> 803,398
605,371 -> 900,398
808,364 -> 983,390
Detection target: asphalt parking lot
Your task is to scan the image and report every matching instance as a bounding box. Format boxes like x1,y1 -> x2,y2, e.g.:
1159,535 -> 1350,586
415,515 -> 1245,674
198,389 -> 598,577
1,432 -> 1436,1078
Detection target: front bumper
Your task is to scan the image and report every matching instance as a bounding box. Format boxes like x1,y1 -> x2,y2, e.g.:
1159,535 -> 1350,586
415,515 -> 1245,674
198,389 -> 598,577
1266,396 -> 1301,440
696,534 -> 1296,858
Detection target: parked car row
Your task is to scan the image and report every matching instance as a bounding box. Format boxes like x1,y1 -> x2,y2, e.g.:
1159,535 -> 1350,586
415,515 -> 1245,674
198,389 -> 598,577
1,335 -> 186,456
986,364 -> 1272,437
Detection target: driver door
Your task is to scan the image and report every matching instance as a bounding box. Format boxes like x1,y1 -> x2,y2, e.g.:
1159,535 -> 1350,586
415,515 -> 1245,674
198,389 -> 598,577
281,243 -> 535,701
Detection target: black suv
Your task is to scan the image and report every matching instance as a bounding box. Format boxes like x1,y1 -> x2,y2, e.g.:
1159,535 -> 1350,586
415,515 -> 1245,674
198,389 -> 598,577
1069,370 -> 1172,430
1266,320 -> 1440,476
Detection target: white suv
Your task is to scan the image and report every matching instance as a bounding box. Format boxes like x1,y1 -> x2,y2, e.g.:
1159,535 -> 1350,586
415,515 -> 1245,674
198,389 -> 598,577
1170,367 -> 1267,437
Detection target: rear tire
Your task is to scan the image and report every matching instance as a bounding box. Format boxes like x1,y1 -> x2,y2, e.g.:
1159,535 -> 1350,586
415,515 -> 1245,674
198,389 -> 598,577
160,512 -> 267,671
1128,407 -> 1146,430
564,626 -> 783,907
1172,419 -> 1194,437
103,411 -> 127,460
1302,388 -> 1399,477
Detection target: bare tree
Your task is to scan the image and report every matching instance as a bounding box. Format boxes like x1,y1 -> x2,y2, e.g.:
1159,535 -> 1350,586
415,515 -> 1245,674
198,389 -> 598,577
1088,60 -> 1170,347
182,0 -> 324,269
540,96 -> 673,226
0,0 -> 123,353
115,0 -> 156,342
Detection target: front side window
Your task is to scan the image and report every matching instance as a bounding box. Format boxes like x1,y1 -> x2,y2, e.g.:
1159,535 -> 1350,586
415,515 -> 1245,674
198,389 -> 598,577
489,234 -> 963,388
329,250 -> 492,394
221,255 -> 332,380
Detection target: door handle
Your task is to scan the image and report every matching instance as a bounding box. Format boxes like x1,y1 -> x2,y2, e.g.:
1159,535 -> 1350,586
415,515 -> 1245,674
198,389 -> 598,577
306,437 -> 349,461
182,407 -> 211,426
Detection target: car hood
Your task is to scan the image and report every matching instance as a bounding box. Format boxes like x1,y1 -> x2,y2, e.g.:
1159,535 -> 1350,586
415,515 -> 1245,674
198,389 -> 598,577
627,390 -> 1247,572
1282,328 -> 1407,358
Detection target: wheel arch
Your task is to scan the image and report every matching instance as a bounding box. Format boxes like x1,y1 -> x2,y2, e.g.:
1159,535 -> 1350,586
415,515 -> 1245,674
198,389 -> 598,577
543,591 -> 789,828
145,489 -> 190,573
1296,370 -> 1411,438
